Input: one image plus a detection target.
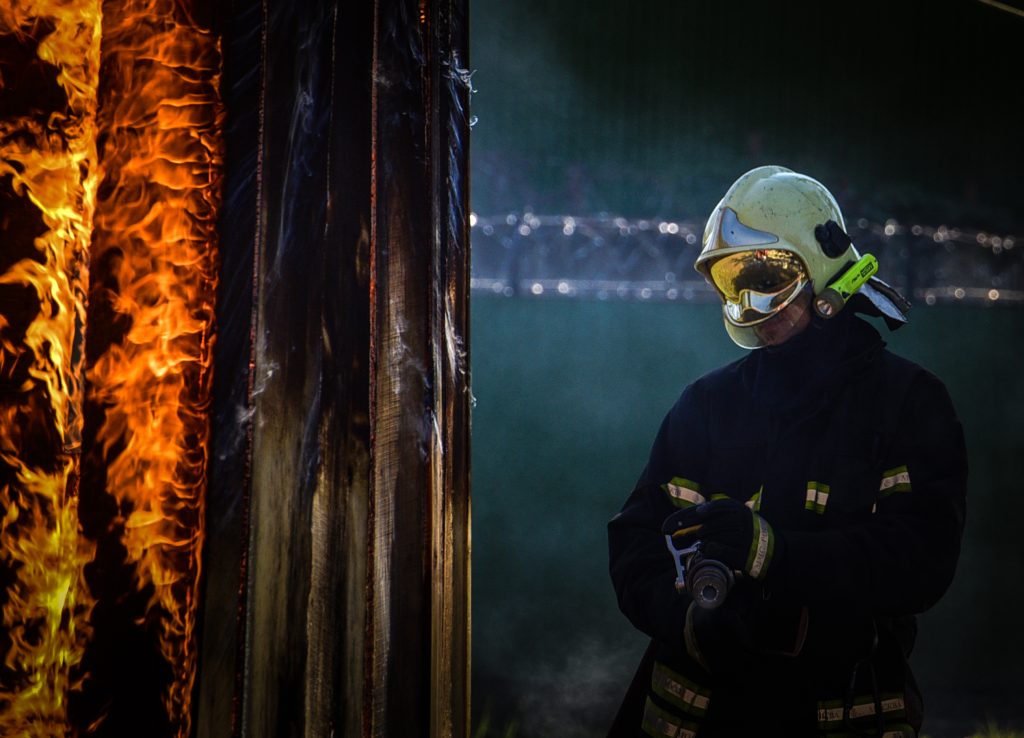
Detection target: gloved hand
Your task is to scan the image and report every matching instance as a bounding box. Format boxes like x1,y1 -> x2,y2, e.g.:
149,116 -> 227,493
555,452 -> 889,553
662,497 -> 778,581
683,585 -> 760,677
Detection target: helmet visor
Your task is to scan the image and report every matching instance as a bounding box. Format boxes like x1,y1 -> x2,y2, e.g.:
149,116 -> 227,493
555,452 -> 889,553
707,249 -> 808,326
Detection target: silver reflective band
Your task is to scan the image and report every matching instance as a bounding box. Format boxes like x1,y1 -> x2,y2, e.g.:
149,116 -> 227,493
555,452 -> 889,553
818,697 -> 905,724
664,477 -> 705,509
717,206 -> 779,247
879,465 -> 912,495
805,482 -> 830,515
642,696 -> 698,738
666,483 -> 705,507
747,516 -> 772,579
652,662 -> 711,716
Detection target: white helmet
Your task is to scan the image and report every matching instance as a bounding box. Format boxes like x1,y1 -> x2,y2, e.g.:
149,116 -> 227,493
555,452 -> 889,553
695,165 -> 908,348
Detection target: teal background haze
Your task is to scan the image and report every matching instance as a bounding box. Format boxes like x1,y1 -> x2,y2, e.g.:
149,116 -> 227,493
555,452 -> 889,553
472,300 -> 1024,737
469,1 -> 1024,736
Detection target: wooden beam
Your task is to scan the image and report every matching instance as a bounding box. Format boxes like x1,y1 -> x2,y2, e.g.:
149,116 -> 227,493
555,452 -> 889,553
197,0 -> 470,735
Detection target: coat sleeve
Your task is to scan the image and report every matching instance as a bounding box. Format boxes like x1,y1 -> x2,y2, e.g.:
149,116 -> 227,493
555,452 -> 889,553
773,370 -> 967,616
608,383 -> 710,649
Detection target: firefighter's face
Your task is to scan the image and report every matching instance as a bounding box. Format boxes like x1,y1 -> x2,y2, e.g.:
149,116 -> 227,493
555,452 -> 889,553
753,289 -> 812,346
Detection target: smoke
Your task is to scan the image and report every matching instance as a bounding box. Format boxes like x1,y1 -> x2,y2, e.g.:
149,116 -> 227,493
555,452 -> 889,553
509,635 -> 641,738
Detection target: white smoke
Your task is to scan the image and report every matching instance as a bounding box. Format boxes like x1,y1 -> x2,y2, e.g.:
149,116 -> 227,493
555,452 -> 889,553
511,634 -> 645,738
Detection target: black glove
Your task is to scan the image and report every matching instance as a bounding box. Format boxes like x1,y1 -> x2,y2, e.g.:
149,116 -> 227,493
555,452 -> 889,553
667,501 -> 807,669
662,498 -> 779,581
683,583 -> 763,677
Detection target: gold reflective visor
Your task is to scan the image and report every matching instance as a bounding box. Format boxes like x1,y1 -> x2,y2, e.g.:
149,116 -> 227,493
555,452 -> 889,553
707,249 -> 808,326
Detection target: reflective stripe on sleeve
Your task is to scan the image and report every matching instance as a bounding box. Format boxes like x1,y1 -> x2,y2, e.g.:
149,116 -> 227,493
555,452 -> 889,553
663,478 -> 706,508
879,465 -> 912,498
642,696 -> 698,738
745,514 -> 774,579
817,694 -> 906,730
651,661 -> 710,717
804,481 -> 830,515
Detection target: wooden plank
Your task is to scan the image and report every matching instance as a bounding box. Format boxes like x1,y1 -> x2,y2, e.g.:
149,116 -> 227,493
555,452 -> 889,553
367,2 -> 471,736
197,1 -> 469,735
427,1 -> 472,736
241,1 -> 337,735
367,1 -> 433,730
306,2 -> 373,736
194,0 -> 263,735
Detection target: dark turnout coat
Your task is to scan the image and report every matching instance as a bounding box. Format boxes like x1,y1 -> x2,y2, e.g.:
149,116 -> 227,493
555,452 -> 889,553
608,313 -> 967,737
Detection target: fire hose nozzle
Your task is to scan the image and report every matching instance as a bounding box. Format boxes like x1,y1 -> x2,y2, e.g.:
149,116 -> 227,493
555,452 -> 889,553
664,536 -> 735,609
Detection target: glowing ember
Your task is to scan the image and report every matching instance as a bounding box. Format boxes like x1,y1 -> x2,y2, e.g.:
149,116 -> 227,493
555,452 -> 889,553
85,0 -> 223,733
0,0 -> 101,734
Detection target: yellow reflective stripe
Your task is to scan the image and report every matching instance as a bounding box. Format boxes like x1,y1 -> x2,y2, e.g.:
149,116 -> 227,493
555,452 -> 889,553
744,486 -> 762,511
651,661 -> 710,717
804,481 -> 830,514
817,694 -> 906,729
663,478 -> 705,508
642,696 -> 698,738
879,465 -> 912,497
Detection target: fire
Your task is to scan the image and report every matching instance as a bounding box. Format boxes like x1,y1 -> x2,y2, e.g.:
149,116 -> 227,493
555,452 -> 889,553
0,0 -> 102,734
0,0 -> 221,730
85,0 -> 223,733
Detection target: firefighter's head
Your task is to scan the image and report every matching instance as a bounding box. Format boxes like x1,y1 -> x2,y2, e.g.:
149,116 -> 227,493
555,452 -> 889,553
695,165 -> 908,349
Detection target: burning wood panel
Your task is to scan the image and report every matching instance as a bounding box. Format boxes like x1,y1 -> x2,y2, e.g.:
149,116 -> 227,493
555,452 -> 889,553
2,1 -> 469,735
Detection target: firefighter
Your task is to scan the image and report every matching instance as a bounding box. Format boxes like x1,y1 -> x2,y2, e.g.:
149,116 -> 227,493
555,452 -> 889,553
607,166 -> 967,737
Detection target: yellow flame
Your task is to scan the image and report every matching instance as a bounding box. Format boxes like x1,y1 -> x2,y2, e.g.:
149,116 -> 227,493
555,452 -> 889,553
0,0 -> 102,734
0,457 -> 94,735
87,0 -> 222,733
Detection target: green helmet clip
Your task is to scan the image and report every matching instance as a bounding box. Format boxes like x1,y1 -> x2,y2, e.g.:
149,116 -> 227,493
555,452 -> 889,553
813,253 -> 879,319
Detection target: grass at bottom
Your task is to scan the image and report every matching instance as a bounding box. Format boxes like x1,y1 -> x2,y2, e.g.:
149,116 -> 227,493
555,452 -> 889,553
472,703 -> 518,738
472,718 -> 517,738
964,724 -> 1024,738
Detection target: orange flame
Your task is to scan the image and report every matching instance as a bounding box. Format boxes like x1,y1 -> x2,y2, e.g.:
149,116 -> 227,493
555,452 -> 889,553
0,0 -> 101,734
86,0 -> 222,733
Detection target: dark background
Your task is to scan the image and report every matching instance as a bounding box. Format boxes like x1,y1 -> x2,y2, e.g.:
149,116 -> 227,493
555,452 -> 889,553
469,1 -> 1024,736
471,0 -> 1022,229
